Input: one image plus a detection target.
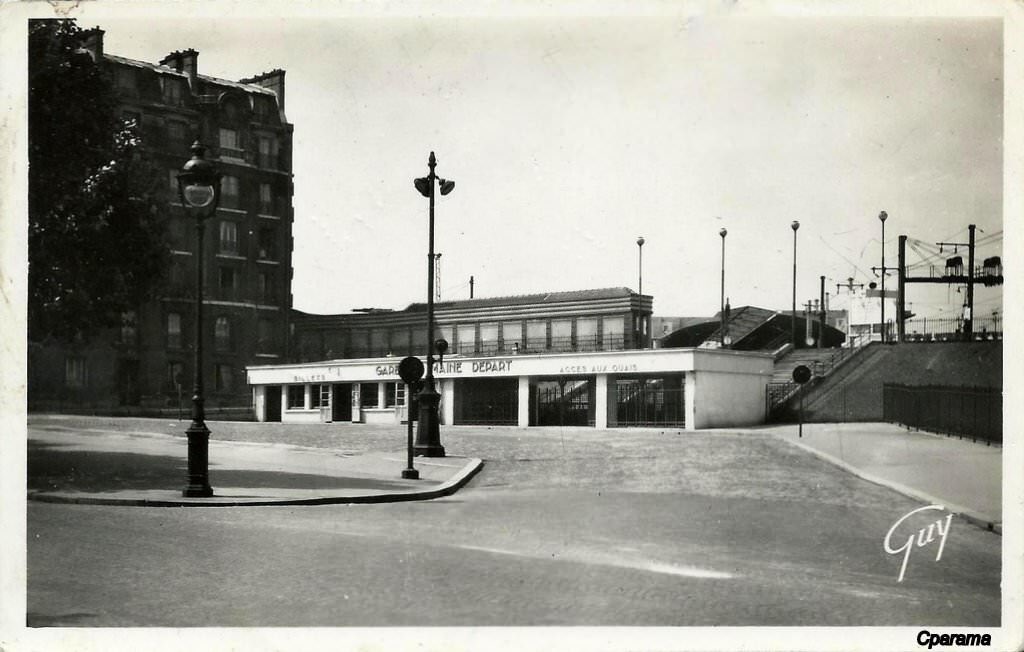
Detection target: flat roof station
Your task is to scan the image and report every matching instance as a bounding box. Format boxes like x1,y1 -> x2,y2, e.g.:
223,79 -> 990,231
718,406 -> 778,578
247,288 -> 776,430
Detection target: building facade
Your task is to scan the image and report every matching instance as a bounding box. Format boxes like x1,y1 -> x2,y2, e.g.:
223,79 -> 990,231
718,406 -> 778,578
291,288 -> 654,363
28,28 -> 295,414
249,288 -> 774,430
248,346 -> 773,430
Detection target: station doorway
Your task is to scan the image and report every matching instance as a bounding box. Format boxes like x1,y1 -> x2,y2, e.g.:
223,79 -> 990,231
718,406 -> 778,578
265,385 -> 282,422
530,377 -> 595,426
331,383 -> 352,422
453,378 -> 518,425
615,375 -> 685,427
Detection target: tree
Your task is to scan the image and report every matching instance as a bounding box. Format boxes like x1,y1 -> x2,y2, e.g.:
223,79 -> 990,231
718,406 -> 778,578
28,19 -> 170,342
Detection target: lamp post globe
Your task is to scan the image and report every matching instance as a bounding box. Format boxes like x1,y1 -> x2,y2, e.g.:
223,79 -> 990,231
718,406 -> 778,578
176,141 -> 220,498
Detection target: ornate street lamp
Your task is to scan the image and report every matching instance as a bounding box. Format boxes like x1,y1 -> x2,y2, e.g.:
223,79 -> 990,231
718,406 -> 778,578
719,228 -> 728,348
878,210 -> 888,343
791,220 -> 800,347
176,141 -> 220,497
413,152 -> 454,457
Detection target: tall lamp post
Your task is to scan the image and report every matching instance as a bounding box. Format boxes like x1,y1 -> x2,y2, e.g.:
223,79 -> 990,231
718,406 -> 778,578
636,236 -> 645,295
878,210 -> 888,343
413,152 -> 455,457
719,228 -> 728,348
176,141 -> 220,497
791,220 -> 800,347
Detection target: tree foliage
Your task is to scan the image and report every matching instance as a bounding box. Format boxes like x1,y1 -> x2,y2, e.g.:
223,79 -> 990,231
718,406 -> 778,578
29,19 -> 170,342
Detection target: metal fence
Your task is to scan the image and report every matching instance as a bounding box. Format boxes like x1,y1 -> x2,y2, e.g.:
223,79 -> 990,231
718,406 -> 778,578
902,316 -> 1002,342
882,383 -> 1001,445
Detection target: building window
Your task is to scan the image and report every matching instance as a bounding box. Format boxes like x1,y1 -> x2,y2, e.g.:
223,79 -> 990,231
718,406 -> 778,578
162,78 -> 184,106
603,316 -> 625,350
551,319 -> 572,352
501,321 -> 522,352
254,96 -> 274,121
386,382 -> 405,407
218,128 -> 244,161
218,267 -> 237,298
257,271 -> 275,303
258,135 -> 276,168
167,361 -> 185,391
120,311 -> 137,345
167,312 -> 182,349
311,384 -> 324,409
479,323 -> 499,355
65,357 -> 87,388
258,226 -> 277,259
526,320 -> 547,352
214,316 -> 232,352
360,382 -> 379,408
456,324 -> 476,355
219,221 -> 238,254
214,364 -> 234,392
287,385 -> 305,409
220,175 -> 240,209
577,318 -> 599,351
259,183 -> 274,214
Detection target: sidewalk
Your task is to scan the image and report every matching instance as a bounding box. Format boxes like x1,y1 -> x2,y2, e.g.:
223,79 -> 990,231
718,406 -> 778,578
28,425 -> 483,507
771,422 -> 1002,532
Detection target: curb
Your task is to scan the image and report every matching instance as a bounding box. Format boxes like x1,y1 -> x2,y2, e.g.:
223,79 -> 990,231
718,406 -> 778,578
775,435 -> 1001,535
28,458 -> 485,508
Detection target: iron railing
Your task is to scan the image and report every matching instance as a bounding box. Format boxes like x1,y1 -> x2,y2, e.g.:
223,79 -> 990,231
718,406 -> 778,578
902,317 -> 1002,342
882,383 -> 1001,445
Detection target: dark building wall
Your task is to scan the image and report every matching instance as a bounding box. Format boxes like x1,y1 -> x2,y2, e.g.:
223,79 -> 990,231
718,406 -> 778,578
28,31 -> 294,413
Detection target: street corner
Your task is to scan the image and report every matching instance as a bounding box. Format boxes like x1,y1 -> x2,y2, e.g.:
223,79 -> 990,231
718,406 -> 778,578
27,452 -> 485,508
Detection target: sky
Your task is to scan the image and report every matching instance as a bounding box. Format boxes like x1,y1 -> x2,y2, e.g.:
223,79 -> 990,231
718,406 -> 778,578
62,3 -> 1005,321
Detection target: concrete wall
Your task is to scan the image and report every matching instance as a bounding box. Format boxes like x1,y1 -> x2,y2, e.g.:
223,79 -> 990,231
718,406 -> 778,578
690,370 -> 767,429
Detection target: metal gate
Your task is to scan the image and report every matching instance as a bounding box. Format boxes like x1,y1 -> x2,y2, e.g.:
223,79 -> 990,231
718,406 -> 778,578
615,378 -> 685,427
531,378 -> 594,426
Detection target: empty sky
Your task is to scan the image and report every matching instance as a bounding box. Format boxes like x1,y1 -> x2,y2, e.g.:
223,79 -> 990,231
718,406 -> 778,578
49,3 -> 1008,319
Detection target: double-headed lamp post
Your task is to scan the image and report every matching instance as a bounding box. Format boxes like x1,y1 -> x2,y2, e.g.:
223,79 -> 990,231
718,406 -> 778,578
176,141 -> 221,497
719,228 -> 728,348
791,220 -> 800,347
413,152 -> 455,457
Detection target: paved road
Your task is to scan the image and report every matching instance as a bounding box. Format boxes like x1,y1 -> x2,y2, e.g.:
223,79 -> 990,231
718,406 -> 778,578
26,416 -> 1001,627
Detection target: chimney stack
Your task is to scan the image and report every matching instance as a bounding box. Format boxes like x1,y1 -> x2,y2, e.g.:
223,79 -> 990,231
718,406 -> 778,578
239,69 -> 286,113
160,49 -> 199,87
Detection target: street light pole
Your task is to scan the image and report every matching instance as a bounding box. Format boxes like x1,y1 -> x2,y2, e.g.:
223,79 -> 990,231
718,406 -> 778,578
719,228 -> 728,348
791,221 -> 800,347
177,142 -> 220,498
413,152 -> 454,457
879,211 -> 888,343
636,236 -> 645,296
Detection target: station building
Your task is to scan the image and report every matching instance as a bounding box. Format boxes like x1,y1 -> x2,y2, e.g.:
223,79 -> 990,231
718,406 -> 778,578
246,289 -> 775,430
